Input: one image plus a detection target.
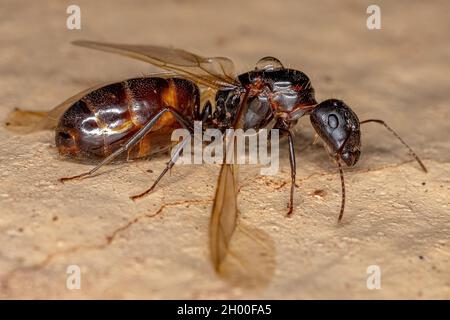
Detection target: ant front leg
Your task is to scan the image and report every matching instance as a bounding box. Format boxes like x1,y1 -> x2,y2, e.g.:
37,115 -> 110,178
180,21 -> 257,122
336,156 -> 346,222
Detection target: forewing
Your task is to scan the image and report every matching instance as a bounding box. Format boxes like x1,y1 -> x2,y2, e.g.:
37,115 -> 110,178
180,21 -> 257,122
4,73 -> 178,134
72,40 -> 238,89
4,79 -> 122,134
210,162 -> 239,271
209,90 -> 251,271
219,223 -> 276,289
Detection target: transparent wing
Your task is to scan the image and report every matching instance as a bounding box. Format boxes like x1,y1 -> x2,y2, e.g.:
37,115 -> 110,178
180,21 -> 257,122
72,40 -> 238,90
4,82 -> 112,134
46,72 -> 180,124
219,223 -> 276,289
209,91 -> 251,271
211,168 -> 277,287
4,72 -> 178,134
210,161 -> 239,271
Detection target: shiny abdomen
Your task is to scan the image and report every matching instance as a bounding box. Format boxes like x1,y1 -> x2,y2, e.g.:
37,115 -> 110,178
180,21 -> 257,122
55,77 -> 199,159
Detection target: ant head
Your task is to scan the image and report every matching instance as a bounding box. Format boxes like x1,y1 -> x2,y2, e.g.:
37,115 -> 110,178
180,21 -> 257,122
310,99 -> 361,166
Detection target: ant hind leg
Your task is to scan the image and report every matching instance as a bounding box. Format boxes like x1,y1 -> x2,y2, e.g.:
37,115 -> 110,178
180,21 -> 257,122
60,106 -> 193,183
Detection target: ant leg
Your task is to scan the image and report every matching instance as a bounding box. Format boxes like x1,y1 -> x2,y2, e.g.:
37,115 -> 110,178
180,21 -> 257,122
336,157 -> 346,222
286,131 -> 297,216
60,106 -> 193,182
278,129 -> 296,216
132,109 -> 217,201
130,114 -> 218,201
360,119 -> 427,172
132,109 -> 217,200
130,136 -> 190,201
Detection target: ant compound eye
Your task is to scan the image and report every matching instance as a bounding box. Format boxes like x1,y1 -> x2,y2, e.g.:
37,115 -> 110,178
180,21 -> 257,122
328,114 -> 339,129
255,56 -> 284,71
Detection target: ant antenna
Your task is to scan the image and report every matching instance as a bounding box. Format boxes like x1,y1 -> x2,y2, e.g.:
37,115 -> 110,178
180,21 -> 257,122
336,157 -> 346,222
360,119 -> 428,173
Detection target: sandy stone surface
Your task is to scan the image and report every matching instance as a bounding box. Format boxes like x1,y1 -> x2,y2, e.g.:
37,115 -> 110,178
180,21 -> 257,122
0,0 -> 449,299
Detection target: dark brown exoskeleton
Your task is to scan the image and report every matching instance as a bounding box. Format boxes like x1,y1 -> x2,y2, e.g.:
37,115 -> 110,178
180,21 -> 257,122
55,77 -> 200,160
12,41 -> 427,271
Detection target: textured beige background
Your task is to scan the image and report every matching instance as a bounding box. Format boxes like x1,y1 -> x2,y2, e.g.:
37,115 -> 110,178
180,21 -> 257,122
0,0 -> 449,299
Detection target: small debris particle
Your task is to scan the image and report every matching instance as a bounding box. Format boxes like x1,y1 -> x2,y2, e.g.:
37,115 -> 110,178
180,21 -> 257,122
312,189 -> 327,199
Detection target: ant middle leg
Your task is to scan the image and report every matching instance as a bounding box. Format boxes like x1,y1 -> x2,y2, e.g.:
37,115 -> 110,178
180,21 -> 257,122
278,128 -> 297,216
131,102 -> 215,201
130,136 -> 190,201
